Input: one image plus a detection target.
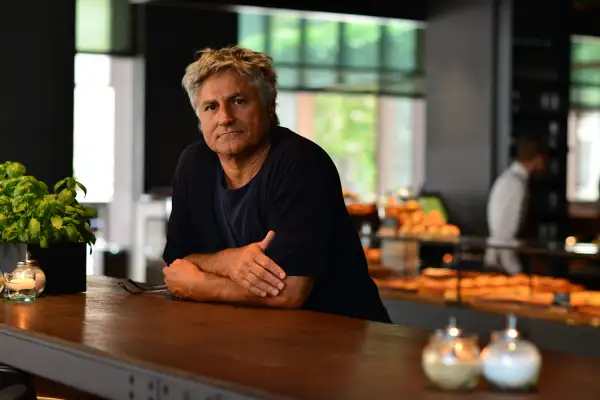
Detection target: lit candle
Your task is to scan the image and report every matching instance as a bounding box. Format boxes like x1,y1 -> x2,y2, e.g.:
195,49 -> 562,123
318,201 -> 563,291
6,278 -> 36,291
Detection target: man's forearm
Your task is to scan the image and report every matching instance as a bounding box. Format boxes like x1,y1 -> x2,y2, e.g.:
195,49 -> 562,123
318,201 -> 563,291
184,250 -> 234,276
186,271 -> 300,309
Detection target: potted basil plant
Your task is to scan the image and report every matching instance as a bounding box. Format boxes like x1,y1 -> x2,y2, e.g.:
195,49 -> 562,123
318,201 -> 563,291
0,161 -> 97,294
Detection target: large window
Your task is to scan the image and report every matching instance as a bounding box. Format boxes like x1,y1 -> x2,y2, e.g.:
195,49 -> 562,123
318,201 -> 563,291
238,9 -> 423,95
239,9 -> 425,200
569,36 -> 600,202
76,0 -> 133,54
73,54 -> 116,203
568,111 -> 600,202
310,93 -> 378,196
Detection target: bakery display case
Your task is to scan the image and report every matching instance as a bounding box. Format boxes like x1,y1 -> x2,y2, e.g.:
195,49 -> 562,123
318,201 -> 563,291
371,236 -> 600,357
370,229 -> 600,350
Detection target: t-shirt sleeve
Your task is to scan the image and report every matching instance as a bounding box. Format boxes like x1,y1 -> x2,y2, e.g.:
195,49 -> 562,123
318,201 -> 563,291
163,150 -> 192,265
264,152 -> 340,277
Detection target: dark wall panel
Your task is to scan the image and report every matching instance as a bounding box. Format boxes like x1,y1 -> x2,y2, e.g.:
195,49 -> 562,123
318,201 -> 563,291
0,1 -> 75,187
424,0 -> 496,235
142,3 -> 238,193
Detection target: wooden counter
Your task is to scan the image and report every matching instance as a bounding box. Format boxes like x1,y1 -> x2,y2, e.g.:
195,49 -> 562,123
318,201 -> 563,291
1,276 -> 600,399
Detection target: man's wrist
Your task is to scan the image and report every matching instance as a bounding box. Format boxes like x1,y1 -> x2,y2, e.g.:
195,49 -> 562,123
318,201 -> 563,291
186,269 -> 211,300
190,270 -> 230,302
212,248 -> 234,277
184,252 -> 229,277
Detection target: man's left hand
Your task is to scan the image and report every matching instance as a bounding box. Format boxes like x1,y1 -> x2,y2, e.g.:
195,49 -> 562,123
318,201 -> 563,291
163,259 -> 201,299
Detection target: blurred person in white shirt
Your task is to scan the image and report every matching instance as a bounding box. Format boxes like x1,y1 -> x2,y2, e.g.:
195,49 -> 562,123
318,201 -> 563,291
485,135 -> 548,274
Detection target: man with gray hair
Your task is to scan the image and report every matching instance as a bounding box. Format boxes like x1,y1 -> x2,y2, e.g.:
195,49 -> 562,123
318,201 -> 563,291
162,46 -> 390,323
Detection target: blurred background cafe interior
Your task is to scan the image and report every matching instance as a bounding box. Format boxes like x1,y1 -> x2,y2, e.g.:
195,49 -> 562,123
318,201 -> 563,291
5,0 -> 600,320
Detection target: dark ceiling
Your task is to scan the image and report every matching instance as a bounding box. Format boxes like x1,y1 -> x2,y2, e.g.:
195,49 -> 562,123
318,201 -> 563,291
147,0 -> 600,37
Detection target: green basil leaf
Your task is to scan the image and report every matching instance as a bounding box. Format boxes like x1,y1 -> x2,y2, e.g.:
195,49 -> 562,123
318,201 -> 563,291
18,218 -> 28,230
53,179 -> 66,193
65,178 -> 76,190
38,181 -> 49,194
50,215 -> 63,229
28,217 -> 41,237
6,162 -> 26,178
53,228 -> 63,241
66,224 -> 81,241
58,188 -> 74,205
82,206 -> 97,218
75,180 -> 88,196
65,205 -> 84,216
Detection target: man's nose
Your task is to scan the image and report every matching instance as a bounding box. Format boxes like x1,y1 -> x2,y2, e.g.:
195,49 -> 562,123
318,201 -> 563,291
218,106 -> 235,125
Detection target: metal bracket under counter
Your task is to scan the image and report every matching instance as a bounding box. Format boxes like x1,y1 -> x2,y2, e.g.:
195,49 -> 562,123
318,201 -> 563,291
0,327 -> 258,400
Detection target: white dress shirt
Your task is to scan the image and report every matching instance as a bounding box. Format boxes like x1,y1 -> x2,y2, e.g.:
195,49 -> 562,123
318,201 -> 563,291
485,162 -> 529,274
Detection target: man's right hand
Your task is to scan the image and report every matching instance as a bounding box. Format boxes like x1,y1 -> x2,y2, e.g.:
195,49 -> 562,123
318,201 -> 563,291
226,231 -> 286,297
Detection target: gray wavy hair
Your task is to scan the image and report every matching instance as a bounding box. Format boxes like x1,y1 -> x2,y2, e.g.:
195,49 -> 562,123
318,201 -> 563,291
182,46 -> 280,125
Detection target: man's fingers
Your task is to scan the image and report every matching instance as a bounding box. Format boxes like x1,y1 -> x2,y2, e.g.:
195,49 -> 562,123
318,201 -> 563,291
247,271 -> 280,296
251,262 -> 285,291
254,253 -> 286,280
239,277 -> 267,297
257,230 -> 276,251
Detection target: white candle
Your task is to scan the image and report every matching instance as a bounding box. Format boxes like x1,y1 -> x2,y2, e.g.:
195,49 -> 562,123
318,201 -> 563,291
6,278 -> 36,291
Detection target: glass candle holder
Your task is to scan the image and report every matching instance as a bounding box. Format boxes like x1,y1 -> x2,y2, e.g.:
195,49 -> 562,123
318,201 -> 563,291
3,271 -> 37,302
422,317 -> 481,392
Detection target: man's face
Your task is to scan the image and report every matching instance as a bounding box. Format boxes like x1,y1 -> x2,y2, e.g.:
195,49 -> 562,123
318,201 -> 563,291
195,70 -> 270,157
532,154 -> 548,176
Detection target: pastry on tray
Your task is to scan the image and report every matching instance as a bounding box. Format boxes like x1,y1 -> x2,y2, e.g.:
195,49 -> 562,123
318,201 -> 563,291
376,270 -> 592,308
368,265 -> 392,280
570,291 -> 600,307
378,277 -> 420,292
364,248 -> 382,264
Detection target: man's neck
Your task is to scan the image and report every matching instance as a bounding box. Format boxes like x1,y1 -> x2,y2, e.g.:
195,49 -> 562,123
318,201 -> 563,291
219,142 -> 270,189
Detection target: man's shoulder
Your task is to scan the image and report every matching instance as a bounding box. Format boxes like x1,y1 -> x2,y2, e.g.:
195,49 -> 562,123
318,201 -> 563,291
177,140 -> 217,169
490,167 -> 526,201
174,140 -> 218,187
270,126 -> 336,173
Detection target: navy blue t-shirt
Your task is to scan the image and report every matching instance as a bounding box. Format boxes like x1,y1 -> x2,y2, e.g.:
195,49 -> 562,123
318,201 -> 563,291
214,164 -> 263,248
163,126 -> 391,323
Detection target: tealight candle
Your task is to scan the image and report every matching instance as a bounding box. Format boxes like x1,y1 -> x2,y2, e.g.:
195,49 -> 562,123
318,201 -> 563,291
5,278 -> 36,291
3,271 -> 37,302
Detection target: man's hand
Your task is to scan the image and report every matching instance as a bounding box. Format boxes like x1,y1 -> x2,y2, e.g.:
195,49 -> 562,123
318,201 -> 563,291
226,231 -> 286,297
162,258 -> 202,299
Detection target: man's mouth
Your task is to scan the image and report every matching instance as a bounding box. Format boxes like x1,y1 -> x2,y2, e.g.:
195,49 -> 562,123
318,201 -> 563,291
219,130 -> 243,138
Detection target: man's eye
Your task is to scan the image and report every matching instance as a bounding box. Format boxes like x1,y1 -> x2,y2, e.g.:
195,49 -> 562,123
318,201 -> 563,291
234,98 -> 245,105
204,104 -> 216,111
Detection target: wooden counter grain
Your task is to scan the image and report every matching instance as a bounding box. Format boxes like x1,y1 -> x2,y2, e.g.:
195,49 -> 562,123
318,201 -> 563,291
1,276 -> 600,399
